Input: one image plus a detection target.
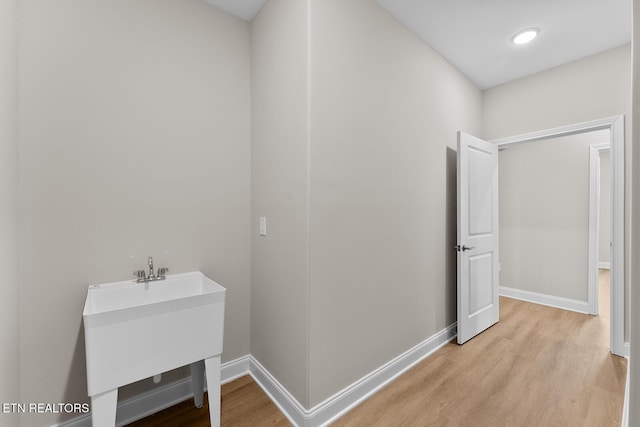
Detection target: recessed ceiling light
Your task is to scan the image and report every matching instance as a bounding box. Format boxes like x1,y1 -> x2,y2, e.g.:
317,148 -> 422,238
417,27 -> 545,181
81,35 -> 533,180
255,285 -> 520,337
512,28 -> 540,45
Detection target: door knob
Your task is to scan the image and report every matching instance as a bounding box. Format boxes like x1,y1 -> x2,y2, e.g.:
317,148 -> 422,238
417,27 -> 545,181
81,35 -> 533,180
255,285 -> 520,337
454,245 -> 476,252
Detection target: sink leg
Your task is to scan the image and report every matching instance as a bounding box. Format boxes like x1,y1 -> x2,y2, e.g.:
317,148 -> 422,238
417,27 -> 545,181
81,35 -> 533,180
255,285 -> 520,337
205,356 -> 221,427
91,389 -> 118,427
190,360 -> 205,408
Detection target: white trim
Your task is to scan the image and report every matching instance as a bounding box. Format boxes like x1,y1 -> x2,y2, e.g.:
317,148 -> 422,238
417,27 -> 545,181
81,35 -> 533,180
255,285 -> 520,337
609,116 -> 626,358
589,143 -> 610,315
598,261 -> 611,269
114,378 -> 193,426
491,115 -> 626,357
50,413 -> 92,427
52,379 -> 196,427
622,361 -> 630,426
490,116 -> 622,146
500,286 -> 591,314
221,355 -> 251,384
58,324 -> 457,427
307,323 -> 456,426
52,356 -> 252,427
249,323 -> 456,427
248,356 -> 307,426
622,341 -> 630,359
56,318 -> 621,427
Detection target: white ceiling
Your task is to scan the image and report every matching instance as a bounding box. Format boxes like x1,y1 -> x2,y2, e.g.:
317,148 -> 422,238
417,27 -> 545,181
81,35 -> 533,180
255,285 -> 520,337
204,0 -> 266,21
376,0 -> 632,89
205,0 -> 632,89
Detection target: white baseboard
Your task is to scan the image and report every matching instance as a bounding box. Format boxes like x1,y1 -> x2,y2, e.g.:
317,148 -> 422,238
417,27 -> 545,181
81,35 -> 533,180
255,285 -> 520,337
55,324 -> 456,427
621,361 -> 630,427
248,356 -> 307,426
52,356 -> 252,427
307,323 -> 456,426
52,315 -> 625,427
221,355 -> 251,384
249,323 -> 457,427
598,262 -> 611,269
622,341 -> 631,359
499,286 -> 591,314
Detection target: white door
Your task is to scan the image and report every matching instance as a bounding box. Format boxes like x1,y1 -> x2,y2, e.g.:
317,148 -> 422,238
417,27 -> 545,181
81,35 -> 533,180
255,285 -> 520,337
457,131 -> 499,344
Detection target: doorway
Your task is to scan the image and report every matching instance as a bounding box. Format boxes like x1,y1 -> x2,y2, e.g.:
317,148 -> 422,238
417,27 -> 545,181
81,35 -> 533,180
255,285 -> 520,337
590,143 -> 611,315
491,116 -> 626,357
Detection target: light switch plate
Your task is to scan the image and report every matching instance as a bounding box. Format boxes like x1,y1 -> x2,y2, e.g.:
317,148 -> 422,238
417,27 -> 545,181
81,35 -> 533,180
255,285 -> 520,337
259,217 -> 267,236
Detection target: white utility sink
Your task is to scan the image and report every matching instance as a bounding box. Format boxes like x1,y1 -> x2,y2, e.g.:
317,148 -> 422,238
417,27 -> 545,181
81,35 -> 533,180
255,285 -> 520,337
83,271 -> 226,427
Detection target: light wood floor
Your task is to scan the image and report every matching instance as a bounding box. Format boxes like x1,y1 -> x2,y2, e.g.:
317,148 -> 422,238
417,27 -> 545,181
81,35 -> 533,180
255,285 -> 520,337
128,375 -> 289,427
129,270 -> 626,426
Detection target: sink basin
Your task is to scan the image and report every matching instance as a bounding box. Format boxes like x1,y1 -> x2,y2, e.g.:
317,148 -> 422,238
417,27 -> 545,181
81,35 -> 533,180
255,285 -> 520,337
83,271 -> 225,427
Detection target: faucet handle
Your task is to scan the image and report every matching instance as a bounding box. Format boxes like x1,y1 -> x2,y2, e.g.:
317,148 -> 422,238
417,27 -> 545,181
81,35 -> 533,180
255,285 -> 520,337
133,270 -> 146,280
158,267 -> 169,277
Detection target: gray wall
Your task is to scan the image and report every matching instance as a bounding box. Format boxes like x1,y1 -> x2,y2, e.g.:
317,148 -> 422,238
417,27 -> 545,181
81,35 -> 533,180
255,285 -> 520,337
250,0 -> 310,407
6,1 -> 635,424
0,0 -> 19,423
18,1 -> 251,425
307,0 -> 482,407
599,150 -> 611,265
499,131 -> 608,302
483,44 -> 632,340
250,0 -> 481,408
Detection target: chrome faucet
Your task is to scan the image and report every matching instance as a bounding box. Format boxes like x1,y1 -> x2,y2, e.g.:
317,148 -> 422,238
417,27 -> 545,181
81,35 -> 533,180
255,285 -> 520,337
148,256 -> 155,279
133,256 -> 169,283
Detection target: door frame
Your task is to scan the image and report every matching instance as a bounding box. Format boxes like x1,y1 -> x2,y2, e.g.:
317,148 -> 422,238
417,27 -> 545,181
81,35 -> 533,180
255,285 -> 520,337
490,115 -> 626,357
589,143 -> 610,316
